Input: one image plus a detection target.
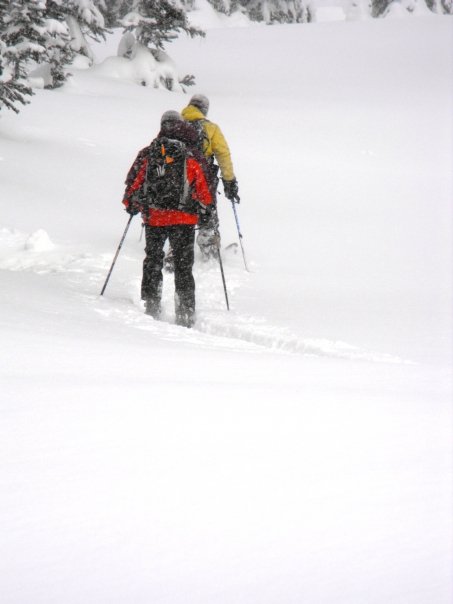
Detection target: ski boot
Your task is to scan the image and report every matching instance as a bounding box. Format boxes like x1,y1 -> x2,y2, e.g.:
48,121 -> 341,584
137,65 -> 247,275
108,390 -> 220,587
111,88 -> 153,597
175,308 -> 195,328
144,298 -> 161,319
175,292 -> 195,328
197,228 -> 220,262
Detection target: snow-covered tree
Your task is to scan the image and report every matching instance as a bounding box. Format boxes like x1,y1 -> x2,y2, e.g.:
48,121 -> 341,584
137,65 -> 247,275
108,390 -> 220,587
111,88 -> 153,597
114,1 -> 203,92
0,0 -> 47,112
205,0 -> 231,13
0,0 -> 108,111
200,0 -> 309,22
122,0 -> 204,50
425,0 -> 452,12
202,0 -> 437,19
252,0 -> 306,22
39,4 -> 76,89
371,0 -> 432,16
99,0 -> 123,26
0,0 -> 78,94
1,0 -> 48,79
57,0 -> 107,64
0,41 -> 34,113
370,0 -> 388,14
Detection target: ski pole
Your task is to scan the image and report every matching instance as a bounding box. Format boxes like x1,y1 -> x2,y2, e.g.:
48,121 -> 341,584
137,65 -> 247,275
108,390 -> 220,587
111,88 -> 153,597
215,229 -> 230,311
100,214 -> 134,296
231,197 -> 250,272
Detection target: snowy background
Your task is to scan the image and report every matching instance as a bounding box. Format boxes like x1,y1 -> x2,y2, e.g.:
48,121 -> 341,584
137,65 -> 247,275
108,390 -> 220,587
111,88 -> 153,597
1,6 -> 452,604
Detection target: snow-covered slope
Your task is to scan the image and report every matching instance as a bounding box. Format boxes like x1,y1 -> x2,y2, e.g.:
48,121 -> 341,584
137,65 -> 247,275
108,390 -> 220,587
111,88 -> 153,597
1,14 -> 452,604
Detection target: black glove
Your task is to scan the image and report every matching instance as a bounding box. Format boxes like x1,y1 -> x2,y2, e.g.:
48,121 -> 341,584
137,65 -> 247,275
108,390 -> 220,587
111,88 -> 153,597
125,198 -> 140,216
222,178 -> 239,202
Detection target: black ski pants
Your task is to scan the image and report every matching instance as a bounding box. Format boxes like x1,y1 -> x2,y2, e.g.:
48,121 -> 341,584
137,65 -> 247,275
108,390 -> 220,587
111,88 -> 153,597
142,224 -> 195,312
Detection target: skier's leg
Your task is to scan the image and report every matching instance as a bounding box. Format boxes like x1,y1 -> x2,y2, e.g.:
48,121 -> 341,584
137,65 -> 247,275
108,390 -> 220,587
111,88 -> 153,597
142,226 -> 167,318
170,225 -> 196,327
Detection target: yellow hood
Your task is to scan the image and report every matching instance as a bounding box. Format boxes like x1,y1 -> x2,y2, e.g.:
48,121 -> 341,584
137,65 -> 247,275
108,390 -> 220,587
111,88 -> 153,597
181,105 -> 206,122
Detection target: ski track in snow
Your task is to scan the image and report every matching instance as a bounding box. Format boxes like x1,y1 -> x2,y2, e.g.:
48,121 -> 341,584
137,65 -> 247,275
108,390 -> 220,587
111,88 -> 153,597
0,227 -> 406,364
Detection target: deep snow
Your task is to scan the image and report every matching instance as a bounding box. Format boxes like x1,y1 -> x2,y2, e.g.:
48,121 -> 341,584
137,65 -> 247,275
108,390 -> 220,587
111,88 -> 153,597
0,11 -> 452,604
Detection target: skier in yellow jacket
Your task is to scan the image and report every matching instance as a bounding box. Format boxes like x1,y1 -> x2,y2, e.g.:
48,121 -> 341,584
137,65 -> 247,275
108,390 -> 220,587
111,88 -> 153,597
181,94 -> 239,260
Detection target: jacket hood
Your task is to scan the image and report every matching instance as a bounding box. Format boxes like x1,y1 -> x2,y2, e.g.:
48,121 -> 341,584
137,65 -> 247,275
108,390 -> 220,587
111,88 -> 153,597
181,105 -> 206,122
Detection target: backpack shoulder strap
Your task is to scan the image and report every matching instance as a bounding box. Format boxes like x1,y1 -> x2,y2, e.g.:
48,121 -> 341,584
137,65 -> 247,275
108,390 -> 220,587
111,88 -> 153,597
191,119 -> 210,152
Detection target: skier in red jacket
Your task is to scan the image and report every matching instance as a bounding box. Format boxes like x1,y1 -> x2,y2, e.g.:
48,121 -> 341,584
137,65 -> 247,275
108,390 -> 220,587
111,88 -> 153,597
123,111 -> 212,327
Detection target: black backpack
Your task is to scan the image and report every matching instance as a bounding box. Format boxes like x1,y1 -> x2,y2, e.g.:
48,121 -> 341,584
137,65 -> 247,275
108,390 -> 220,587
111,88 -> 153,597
190,119 -> 220,192
144,136 -> 198,214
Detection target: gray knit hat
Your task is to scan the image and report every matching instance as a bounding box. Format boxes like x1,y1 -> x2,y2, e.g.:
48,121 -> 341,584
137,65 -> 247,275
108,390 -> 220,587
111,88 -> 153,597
160,110 -> 182,125
189,94 -> 209,116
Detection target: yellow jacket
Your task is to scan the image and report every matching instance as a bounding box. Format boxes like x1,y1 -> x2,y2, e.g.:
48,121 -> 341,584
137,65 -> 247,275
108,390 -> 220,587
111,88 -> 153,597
181,105 -> 236,181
